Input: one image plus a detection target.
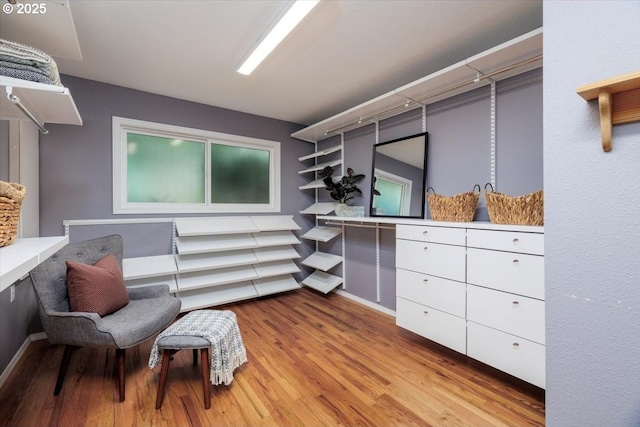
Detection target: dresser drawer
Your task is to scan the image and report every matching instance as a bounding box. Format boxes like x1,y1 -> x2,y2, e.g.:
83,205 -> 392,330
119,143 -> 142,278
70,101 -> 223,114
396,224 -> 466,246
467,285 -> 545,344
396,268 -> 466,317
467,321 -> 545,389
396,239 -> 466,281
396,298 -> 466,353
467,229 -> 543,255
467,248 -> 544,299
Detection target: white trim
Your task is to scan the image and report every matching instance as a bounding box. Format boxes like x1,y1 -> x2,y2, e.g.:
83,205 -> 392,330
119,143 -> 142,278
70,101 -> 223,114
334,289 -> 396,317
0,332 -> 47,390
112,116 -> 281,214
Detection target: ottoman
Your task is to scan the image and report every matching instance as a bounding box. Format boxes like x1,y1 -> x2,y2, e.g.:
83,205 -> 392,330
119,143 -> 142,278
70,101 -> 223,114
148,310 -> 247,409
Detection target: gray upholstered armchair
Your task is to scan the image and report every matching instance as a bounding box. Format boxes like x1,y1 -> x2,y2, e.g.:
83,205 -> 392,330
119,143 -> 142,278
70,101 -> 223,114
29,235 -> 181,402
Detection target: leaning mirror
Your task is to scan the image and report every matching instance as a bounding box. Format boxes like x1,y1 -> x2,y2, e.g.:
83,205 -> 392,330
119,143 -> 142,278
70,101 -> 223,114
370,132 -> 428,218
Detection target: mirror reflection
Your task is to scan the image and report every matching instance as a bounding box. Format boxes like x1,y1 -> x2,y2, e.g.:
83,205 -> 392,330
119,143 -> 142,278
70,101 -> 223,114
370,132 -> 428,218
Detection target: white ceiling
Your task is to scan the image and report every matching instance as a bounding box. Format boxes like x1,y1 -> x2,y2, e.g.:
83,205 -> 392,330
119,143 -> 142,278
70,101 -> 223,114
1,0 -> 542,126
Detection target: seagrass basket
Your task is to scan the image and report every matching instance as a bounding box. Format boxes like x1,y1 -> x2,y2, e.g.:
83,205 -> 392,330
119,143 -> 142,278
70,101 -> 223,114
484,183 -> 543,226
0,181 -> 26,247
427,185 -> 480,222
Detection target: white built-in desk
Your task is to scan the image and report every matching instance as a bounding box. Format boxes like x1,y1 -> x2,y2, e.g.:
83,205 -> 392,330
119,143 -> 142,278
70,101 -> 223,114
0,236 -> 69,292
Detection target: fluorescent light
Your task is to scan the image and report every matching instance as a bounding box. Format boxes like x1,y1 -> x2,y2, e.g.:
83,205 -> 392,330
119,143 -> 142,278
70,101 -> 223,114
237,0 -> 320,75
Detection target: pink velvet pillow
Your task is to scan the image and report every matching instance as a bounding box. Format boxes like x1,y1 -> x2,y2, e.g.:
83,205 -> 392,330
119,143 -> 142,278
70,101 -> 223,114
66,253 -> 130,317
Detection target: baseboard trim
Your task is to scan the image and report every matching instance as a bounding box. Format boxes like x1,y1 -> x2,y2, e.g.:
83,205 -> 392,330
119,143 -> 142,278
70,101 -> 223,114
334,290 -> 397,317
0,332 -> 48,390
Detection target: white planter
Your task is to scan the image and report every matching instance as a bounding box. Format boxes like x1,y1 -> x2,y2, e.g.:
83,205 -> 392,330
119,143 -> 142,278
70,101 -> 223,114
335,204 -> 365,217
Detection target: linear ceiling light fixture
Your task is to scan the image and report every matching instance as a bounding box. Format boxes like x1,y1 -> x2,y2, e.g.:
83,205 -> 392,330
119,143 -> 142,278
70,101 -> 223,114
237,0 -> 320,76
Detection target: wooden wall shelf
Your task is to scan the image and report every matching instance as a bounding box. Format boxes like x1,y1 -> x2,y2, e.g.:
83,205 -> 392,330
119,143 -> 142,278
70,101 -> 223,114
577,71 -> 640,152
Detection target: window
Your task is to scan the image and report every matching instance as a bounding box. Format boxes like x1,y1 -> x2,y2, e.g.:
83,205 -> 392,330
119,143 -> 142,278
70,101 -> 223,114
113,117 -> 280,214
372,168 -> 412,216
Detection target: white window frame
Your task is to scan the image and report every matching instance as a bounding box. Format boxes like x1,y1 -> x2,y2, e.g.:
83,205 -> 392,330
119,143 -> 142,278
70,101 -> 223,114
113,117 -> 281,214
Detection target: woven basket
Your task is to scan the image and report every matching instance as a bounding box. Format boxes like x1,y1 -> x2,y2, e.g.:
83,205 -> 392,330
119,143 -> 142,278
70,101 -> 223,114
484,183 -> 543,226
0,181 -> 26,247
427,185 -> 480,222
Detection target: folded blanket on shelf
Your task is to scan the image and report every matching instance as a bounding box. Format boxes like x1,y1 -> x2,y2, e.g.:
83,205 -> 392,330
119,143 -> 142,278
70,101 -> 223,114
0,38 -> 61,86
0,66 -> 53,85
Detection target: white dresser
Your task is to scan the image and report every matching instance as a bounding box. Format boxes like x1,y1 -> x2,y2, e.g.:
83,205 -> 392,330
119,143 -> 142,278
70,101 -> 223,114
395,222 -> 545,388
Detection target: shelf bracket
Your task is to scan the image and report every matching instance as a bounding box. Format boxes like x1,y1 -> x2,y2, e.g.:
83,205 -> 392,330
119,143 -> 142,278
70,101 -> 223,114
5,85 -> 49,134
577,71 -> 640,152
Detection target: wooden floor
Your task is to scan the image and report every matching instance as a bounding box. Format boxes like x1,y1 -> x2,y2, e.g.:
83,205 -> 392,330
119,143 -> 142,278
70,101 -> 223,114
0,288 -> 545,427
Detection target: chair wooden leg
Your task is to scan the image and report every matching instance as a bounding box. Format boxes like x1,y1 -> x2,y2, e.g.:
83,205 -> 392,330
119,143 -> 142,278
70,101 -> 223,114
155,350 -> 176,410
200,348 -> 210,409
54,345 -> 77,396
116,348 -> 125,402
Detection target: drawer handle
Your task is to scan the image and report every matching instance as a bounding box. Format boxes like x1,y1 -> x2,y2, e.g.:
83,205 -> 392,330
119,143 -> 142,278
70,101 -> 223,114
512,259 -> 519,264
512,301 -> 519,306
422,278 -> 429,283
513,238 -> 519,244
422,230 -> 428,234
423,246 -> 428,251
512,342 -> 520,349
423,310 -> 429,315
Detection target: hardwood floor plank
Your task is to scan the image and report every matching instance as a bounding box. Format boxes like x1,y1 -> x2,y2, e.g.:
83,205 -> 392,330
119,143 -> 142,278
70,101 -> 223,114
0,288 -> 544,427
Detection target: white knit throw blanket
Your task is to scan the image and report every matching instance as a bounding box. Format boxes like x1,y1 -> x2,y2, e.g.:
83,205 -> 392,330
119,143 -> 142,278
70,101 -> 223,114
148,310 -> 247,385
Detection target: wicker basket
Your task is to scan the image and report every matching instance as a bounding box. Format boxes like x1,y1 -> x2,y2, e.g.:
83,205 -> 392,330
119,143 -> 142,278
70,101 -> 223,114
0,181 -> 26,247
427,185 -> 480,222
484,183 -> 543,226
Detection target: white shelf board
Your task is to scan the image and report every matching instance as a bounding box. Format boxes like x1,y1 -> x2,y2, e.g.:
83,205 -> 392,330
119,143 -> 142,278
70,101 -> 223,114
301,251 -> 343,271
253,230 -> 301,247
300,202 -> 337,215
178,282 -> 258,312
253,275 -> 300,296
125,275 -> 178,293
299,178 -> 330,190
0,235 -> 69,292
298,159 -> 342,174
298,145 -> 342,161
253,245 -> 300,262
291,28 -> 542,143
301,226 -> 342,242
0,76 -> 82,125
253,260 -> 300,278
122,254 -> 177,280
301,271 -> 343,294
175,234 -> 257,254
250,215 -> 301,231
177,265 -> 258,291
175,216 -> 258,236
176,250 -> 258,273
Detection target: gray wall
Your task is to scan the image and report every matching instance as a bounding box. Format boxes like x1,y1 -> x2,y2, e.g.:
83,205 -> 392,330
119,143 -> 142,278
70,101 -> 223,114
0,75 -> 316,375
544,2 -> 640,426
315,69 -> 543,312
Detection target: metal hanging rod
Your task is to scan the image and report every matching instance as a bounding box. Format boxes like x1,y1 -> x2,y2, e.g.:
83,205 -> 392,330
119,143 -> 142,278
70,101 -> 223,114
6,87 -> 49,134
324,220 -> 396,231
324,54 -> 542,137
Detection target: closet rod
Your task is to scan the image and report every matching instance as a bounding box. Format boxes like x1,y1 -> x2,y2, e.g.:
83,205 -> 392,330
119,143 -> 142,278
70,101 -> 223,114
324,54 -> 542,136
6,89 -> 49,134
324,220 -> 396,231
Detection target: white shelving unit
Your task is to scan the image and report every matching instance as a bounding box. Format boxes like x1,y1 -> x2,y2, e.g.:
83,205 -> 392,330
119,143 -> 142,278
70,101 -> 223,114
301,226 -> 342,243
299,202 -> 337,215
122,215 -> 302,312
298,144 -> 345,294
122,254 -> 178,292
0,76 -> 82,126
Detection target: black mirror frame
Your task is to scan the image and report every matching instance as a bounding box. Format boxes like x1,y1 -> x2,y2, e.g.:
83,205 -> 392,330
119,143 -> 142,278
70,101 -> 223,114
369,132 -> 428,219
